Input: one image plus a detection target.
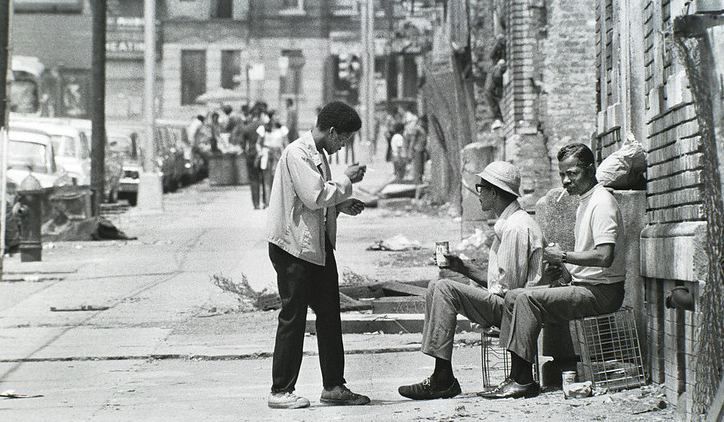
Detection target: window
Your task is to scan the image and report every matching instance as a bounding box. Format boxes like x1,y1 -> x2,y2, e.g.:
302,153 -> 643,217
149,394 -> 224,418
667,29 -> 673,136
14,0 -> 82,13
221,50 -> 241,89
282,0 -> 304,9
181,50 -> 206,106
280,0 -> 304,14
212,0 -> 233,18
280,50 -> 305,97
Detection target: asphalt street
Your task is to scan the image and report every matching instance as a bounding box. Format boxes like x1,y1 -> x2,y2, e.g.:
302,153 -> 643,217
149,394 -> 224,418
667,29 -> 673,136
0,149 -> 676,421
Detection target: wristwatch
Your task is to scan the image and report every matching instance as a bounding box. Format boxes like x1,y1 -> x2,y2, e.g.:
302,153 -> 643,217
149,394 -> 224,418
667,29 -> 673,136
561,252 -> 568,263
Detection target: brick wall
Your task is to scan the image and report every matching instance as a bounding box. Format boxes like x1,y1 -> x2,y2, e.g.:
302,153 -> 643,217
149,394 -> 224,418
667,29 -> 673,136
541,0 -> 598,166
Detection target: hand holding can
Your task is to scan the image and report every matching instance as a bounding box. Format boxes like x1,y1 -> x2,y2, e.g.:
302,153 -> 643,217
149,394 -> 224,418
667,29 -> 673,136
435,241 -> 450,268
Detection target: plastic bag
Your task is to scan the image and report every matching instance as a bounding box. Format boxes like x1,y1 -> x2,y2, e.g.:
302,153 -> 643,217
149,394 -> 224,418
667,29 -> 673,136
596,133 -> 647,189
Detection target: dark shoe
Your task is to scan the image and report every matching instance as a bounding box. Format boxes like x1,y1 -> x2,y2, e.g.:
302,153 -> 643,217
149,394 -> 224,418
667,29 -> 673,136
320,385 -> 370,405
398,377 -> 461,400
479,377 -> 514,395
478,379 -> 540,399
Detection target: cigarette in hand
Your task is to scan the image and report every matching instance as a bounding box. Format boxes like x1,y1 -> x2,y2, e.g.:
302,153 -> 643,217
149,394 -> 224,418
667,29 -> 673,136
557,190 -> 566,202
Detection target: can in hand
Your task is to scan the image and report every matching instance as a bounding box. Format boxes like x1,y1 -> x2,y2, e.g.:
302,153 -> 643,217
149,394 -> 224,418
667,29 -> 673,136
435,241 -> 450,268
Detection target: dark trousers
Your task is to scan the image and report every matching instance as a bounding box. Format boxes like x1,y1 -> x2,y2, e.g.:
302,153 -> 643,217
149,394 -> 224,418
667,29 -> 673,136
269,241 -> 346,393
246,155 -> 264,208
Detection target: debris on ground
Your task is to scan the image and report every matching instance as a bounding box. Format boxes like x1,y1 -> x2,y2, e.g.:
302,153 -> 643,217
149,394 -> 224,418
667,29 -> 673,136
367,234 -> 422,251
43,216 -> 137,241
0,390 -> 44,399
211,273 -> 280,312
49,305 -> 109,312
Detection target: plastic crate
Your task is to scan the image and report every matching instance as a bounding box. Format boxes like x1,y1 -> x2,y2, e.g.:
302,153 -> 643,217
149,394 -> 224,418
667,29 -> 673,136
569,307 -> 646,391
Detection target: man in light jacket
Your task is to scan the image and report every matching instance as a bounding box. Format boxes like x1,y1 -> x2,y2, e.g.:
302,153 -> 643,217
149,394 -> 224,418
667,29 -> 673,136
266,101 -> 369,409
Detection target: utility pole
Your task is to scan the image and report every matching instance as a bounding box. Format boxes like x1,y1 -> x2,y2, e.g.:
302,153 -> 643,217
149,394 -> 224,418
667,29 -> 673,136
90,0 -> 107,217
0,0 -> 11,278
360,0 -> 375,161
138,0 -> 163,210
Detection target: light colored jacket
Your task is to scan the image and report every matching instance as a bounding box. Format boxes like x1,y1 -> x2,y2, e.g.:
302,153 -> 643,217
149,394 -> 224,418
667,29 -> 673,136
266,131 -> 352,266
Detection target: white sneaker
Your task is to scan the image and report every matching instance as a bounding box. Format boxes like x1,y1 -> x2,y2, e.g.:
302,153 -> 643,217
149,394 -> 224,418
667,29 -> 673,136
268,391 -> 311,409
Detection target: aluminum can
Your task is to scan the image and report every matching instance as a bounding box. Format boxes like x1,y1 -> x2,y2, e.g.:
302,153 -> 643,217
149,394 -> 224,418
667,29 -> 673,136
562,370 -> 577,398
435,241 -> 450,268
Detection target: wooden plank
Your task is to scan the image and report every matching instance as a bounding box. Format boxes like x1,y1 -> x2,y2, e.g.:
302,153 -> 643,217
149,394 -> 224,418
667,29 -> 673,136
339,292 -> 372,312
380,281 -> 427,297
339,283 -> 385,299
372,296 -> 426,314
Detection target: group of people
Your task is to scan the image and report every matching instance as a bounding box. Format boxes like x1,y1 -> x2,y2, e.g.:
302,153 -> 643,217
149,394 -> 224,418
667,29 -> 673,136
188,99 -> 300,210
263,100 -> 626,409
382,106 -> 429,183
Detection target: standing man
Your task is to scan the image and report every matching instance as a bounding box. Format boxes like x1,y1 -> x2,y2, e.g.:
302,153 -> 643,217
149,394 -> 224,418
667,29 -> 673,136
481,143 -> 626,399
266,101 -> 370,409
398,161 -> 545,400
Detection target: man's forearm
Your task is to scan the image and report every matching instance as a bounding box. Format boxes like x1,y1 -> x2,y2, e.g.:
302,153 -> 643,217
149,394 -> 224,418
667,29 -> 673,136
460,264 -> 488,288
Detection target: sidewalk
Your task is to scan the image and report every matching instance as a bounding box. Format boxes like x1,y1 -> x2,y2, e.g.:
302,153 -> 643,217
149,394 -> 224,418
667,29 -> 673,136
0,145 -> 677,421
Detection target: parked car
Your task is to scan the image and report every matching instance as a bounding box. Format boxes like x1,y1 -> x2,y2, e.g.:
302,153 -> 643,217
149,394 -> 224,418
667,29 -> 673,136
107,128 -> 141,206
156,119 -> 205,185
60,118 -> 123,203
9,119 -> 91,187
5,126 -> 66,189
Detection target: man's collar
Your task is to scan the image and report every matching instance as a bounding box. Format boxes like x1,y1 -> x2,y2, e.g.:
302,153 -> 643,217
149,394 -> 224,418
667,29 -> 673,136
493,200 -> 522,238
580,183 -> 602,200
299,131 -> 325,167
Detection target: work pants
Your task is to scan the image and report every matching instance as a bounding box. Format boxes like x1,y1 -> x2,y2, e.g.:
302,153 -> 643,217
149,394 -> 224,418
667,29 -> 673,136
421,279 -> 504,361
500,282 -> 624,364
269,240 -> 346,393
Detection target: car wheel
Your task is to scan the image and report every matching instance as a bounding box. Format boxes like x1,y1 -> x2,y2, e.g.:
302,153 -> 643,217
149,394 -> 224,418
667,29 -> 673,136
108,188 -> 118,204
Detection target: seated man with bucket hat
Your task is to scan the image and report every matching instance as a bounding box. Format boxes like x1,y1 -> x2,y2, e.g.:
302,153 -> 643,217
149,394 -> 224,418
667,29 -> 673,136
398,161 -> 546,400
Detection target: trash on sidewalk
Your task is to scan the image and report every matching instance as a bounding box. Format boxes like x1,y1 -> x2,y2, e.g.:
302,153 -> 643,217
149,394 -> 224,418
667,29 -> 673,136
0,390 -> 44,399
43,217 -> 137,241
563,380 -> 593,399
367,234 -> 421,251
50,305 -> 109,312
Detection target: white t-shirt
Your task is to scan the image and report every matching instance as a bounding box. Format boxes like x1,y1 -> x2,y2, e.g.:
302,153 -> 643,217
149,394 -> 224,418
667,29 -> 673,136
391,133 -> 405,158
567,184 -> 626,284
257,125 -> 289,150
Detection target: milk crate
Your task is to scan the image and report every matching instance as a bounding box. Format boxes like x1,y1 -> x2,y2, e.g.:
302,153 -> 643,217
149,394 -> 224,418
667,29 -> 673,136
570,307 -> 646,391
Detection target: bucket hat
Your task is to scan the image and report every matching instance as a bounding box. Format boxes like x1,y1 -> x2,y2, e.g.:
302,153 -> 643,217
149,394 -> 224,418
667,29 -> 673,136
476,161 -> 521,197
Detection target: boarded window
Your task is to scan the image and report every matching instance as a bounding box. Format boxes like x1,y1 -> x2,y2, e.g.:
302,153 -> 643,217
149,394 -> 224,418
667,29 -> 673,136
181,50 -> 206,106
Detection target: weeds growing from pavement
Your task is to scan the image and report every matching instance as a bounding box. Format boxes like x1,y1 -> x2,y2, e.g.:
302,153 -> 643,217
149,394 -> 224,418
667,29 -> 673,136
211,273 -> 280,312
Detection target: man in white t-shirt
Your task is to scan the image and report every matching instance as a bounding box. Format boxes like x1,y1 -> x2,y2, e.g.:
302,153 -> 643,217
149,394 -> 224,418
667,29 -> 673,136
481,143 -> 625,399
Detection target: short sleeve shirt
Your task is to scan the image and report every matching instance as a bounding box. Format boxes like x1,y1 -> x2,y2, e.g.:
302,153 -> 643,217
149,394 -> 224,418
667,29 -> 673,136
568,184 -> 626,284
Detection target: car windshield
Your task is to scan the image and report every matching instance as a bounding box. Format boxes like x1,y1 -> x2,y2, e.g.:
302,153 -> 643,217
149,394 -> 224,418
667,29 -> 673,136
108,135 -> 137,157
50,135 -> 79,158
7,140 -> 49,173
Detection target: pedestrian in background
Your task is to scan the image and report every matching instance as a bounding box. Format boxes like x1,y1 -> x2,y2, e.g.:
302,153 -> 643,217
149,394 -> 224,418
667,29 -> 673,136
256,110 -> 289,195
398,161 -> 545,400
390,122 -> 407,182
236,104 -> 266,209
407,114 -> 428,184
266,101 -> 370,409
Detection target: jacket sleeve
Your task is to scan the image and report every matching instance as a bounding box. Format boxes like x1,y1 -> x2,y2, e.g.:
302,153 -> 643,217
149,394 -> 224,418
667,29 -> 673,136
286,147 -> 352,210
